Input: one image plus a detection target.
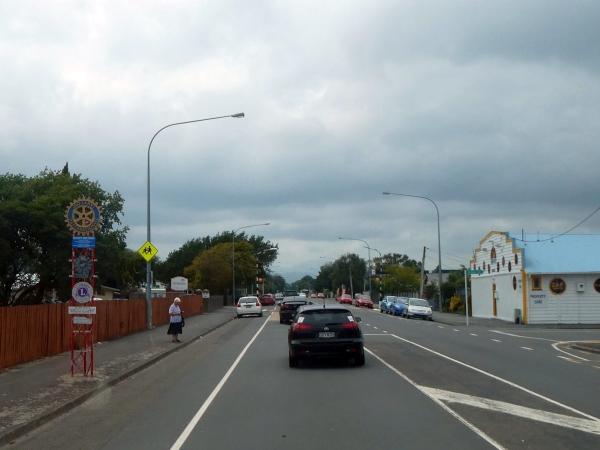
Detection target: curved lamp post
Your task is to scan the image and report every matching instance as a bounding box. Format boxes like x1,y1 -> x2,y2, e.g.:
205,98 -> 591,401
145,113 -> 244,329
382,191 -> 442,311
232,223 -> 270,303
338,237 -> 372,297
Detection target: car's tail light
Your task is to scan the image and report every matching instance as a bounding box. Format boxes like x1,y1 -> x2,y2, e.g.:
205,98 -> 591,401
236,302 -> 241,307
341,321 -> 359,330
256,301 -> 260,306
292,322 -> 312,332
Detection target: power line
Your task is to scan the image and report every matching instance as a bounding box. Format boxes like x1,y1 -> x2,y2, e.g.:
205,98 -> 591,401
513,205 -> 600,243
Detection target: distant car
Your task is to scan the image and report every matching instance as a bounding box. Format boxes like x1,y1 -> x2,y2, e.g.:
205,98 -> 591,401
317,293 -> 325,299
405,298 -> 433,320
299,292 -> 307,298
389,297 -> 408,316
288,305 -> 364,367
336,294 -> 353,304
283,289 -> 299,297
379,296 -> 396,313
260,293 -> 276,305
236,296 -> 263,318
275,292 -> 284,305
355,296 -> 374,309
279,297 -> 310,324
310,293 -> 317,298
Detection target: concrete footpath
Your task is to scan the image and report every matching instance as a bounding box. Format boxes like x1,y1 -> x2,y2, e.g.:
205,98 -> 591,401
0,307 -> 236,446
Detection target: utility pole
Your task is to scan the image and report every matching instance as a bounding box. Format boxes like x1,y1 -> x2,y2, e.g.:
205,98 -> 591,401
420,246 -> 426,298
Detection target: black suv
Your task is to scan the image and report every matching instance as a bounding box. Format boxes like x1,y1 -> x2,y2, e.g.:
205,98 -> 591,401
287,305 -> 364,367
279,297 -> 309,324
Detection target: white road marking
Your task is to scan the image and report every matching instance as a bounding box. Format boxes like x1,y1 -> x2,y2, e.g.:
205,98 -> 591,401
470,333 -> 478,337
490,330 -> 556,342
366,323 -> 371,326
438,325 -> 445,329
552,341 -> 591,362
491,339 -> 502,342
365,348 -> 505,450
557,355 -> 580,364
363,333 -> 389,336
383,330 -> 389,333
520,347 -> 534,351
453,329 -> 460,332
423,387 -> 600,436
373,326 -> 379,330
388,334 -> 599,421
170,312 -> 272,450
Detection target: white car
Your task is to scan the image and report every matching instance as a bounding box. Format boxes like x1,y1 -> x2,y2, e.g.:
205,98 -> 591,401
236,296 -> 263,318
405,298 -> 433,320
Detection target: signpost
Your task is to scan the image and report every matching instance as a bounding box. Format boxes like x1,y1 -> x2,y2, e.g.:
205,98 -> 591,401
65,197 -> 102,377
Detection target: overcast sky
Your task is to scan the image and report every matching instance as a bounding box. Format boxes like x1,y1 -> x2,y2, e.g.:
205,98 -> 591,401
2,0 -> 600,282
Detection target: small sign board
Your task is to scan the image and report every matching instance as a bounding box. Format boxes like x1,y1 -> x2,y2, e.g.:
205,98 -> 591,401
72,282 -> 94,304
73,316 -> 93,325
202,289 -> 210,299
68,306 -> 97,315
72,236 -> 96,248
171,276 -> 188,292
138,241 -> 158,262
467,269 -> 484,275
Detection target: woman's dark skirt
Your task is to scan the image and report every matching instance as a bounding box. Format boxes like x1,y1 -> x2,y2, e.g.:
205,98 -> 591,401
167,322 -> 183,335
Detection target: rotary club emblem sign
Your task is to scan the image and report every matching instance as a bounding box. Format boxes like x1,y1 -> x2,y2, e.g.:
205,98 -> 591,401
65,198 -> 103,236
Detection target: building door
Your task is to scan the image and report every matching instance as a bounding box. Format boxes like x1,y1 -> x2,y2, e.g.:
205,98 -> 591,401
492,283 -> 497,317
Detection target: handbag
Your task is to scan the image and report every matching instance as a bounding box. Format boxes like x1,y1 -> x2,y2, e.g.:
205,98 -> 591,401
181,316 -> 185,327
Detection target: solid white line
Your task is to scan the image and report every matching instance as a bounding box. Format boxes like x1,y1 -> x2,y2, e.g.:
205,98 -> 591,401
557,355 -> 580,364
423,387 -> 600,436
520,347 -> 534,351
491,339 -> 502,342
363,333 -> 389,336
552,341 -> 590,362
470,333 -> 478,337
489,330 -> 556,342
389,334 -> 599,421
170,312 -> 272,450
364,348 -> 505,450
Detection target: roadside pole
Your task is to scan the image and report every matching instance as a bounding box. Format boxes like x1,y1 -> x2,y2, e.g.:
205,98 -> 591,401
464,269 -> 469,327
420,246 -> 426,298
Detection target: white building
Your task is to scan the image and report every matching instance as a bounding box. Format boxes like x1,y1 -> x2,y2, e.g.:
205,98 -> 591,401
470,231 -> 600,325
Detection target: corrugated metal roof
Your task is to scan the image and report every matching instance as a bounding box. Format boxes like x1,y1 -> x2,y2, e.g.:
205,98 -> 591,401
508,233 -> 600,274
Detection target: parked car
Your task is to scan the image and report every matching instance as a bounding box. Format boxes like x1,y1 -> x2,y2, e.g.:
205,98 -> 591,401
288,305 -> 364,367
317,293 -> 325,299
279,297 -> 310,324
336,294 -> 353,304
236,296 -> 263,318
260,293 -> 276,305
389,297 -> 408,316
355,296 -> 374,309
405,298 -> 433,320
310,293 -> 317,298
379,296 -> 395,313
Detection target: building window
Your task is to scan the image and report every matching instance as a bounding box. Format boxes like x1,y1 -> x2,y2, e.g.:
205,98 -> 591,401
550,278 -> 566,295
508,262 -> 512,272
515,254 -> 519,265
531,275 -> 542,291
502,256 -> 505,267
594,279 -> 600,294
513,276 -> 517,290
490,247 -> 497,263
488,264 -> 491,274
497,262 -> 500,272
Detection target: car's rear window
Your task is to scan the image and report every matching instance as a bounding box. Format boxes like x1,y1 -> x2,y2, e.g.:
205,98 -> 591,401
299,309 -> 353,324
240,298 -> 257,303
410,299 -> 430,307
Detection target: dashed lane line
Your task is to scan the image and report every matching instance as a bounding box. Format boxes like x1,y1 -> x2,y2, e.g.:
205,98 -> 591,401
388,333 -> 599,421
491,339 -> 502,343
520,347 -> 534,351
438,325 -> 445,329
469,333 -> 478,337
453,329 -> 460,332
423,387 -> 600,436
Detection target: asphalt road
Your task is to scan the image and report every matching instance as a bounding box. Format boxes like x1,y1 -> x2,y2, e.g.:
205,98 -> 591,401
5,301 -> 600,450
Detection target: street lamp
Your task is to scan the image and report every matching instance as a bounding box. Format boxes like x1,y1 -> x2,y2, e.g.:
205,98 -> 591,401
338,237 -> 372,297
382,191 -> 443,311
232,223 -> 270,304
145,113 -> 244,329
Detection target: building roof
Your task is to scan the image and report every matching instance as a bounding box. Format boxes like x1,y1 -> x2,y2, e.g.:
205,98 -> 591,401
508,233 -> 600,274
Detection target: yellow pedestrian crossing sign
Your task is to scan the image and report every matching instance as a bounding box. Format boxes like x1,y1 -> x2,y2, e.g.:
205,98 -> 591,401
138,241 -> 158,262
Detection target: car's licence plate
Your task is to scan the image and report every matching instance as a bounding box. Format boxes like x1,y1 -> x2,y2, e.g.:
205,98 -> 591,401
245,305 -> 252,308
318,332 -> 335,338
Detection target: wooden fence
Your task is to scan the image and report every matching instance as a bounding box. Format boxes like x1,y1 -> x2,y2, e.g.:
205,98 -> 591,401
0,295 -> 203,370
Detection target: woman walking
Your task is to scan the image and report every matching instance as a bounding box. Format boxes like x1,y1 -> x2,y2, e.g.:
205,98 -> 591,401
168,297 -> 184,342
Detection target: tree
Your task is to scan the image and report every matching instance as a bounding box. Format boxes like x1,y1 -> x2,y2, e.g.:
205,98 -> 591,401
291,275 -> 315,291
315,253 -> 366,295
0,168 -> 133,305
184,241 -> 256,294
265,273 -> 286,293
381,266 -> 420,295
